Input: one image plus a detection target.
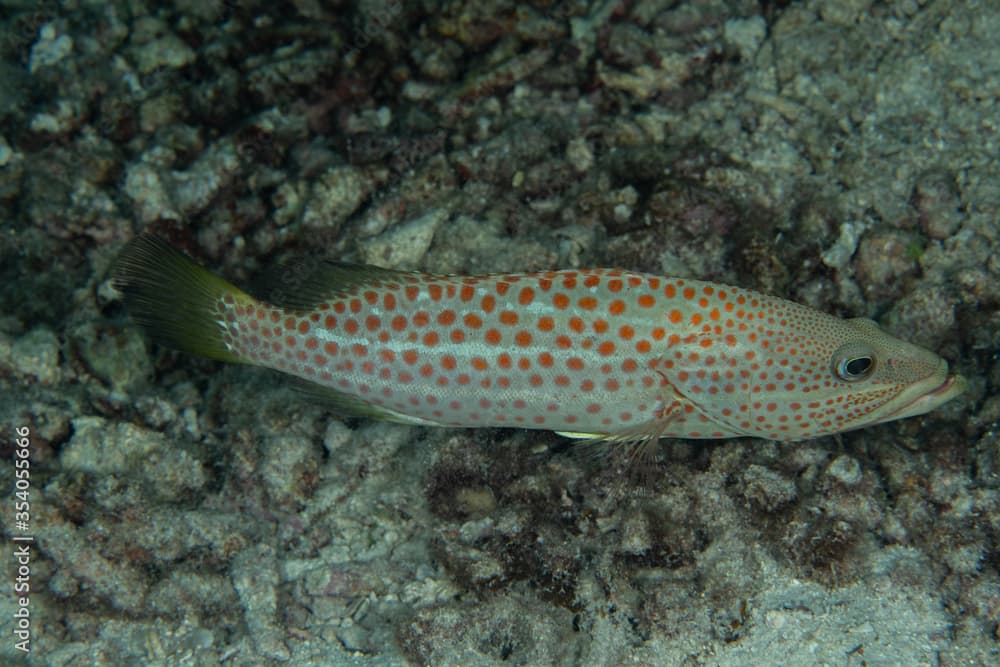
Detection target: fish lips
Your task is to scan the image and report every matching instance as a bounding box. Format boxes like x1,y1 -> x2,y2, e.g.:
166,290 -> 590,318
882,369 -> 967,423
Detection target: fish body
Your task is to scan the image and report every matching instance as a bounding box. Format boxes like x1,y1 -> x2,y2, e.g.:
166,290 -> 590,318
113,234 -> 965,443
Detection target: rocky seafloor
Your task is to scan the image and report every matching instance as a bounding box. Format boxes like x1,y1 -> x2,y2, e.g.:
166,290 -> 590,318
1,0 -> 998,664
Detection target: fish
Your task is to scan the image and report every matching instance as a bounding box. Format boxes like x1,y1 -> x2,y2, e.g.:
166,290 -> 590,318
111,233 -> 966,446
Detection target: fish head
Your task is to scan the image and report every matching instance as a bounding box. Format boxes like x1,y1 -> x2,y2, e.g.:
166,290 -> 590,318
814,316 -> 966,429
658,303 -> 966,441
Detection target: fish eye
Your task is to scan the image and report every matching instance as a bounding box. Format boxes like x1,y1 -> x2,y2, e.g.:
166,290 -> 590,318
831,342 -> 877,382
833,354 -> 875,382
838,356 -> 874,380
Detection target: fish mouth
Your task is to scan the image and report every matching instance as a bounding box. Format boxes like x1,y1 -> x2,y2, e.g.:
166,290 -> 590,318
884,372 -> 967,422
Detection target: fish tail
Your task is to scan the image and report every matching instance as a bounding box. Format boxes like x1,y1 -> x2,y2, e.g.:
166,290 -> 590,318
111,233 -> 247,363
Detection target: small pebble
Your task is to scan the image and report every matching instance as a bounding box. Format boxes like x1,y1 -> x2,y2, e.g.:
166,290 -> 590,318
826,455 -> 862,487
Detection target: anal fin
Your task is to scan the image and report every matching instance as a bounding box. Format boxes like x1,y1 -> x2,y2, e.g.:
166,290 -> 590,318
288,376 -> 444,427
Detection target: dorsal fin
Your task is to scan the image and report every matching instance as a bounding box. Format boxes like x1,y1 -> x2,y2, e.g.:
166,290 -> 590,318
254,258 -> 417,311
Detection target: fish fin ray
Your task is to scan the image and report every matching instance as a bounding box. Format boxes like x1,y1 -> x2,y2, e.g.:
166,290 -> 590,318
562,418 -> 670,468
554,430 -> 605,439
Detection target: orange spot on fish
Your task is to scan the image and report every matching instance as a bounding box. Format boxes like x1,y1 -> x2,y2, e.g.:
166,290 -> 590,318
519,287 -> 535,305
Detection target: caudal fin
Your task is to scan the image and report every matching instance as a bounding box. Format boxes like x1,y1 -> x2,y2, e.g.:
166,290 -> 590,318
111,233 -> 247,363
